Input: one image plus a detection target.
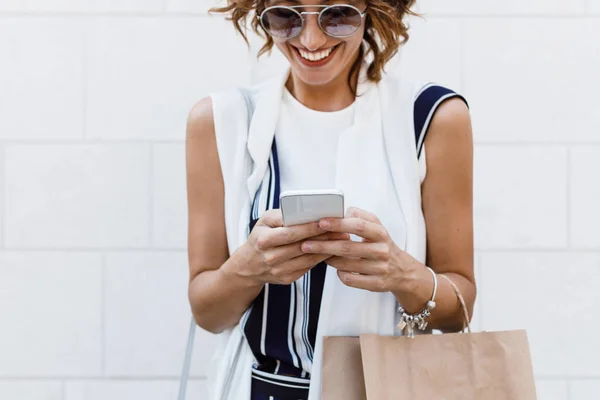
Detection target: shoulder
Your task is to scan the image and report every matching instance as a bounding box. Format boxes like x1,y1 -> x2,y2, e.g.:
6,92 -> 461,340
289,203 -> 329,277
422,83 -> 471,144
186,97 -> 214,141
424,89 -> 472,162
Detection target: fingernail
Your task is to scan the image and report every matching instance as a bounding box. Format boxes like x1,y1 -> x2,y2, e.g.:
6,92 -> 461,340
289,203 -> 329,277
303,243 -> 313,252
319,219 -> 330,228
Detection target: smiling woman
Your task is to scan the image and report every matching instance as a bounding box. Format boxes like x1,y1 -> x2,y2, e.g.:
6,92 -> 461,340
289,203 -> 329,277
185,0 -> 476,398
212,0 -> 415,98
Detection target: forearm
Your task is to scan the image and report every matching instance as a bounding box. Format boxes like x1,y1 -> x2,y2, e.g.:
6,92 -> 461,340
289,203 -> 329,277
393,265 -> 476,333
189,246 -> 264,334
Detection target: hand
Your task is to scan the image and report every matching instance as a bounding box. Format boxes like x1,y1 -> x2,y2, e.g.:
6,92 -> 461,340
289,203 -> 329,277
235,209 -> 350,286
300,207 -> 421,293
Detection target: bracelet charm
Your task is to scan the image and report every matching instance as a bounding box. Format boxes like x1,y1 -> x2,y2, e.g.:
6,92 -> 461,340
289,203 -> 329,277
397,267 -> 438,337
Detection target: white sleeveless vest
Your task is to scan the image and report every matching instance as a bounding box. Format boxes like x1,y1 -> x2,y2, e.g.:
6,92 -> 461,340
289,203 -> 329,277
207,68 -> 427,400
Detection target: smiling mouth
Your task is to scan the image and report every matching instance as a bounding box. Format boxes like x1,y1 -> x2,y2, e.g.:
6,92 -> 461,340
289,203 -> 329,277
293,44 -> 339,66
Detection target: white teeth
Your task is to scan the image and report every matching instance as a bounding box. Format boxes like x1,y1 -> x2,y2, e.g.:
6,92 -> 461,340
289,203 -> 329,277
298,47 -> 334,62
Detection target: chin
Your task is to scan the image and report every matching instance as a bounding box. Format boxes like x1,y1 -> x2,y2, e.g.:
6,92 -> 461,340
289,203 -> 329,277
292,69 -> 339,87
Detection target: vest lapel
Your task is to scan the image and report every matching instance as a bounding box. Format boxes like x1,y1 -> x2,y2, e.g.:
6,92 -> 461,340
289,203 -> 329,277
246,70 -> 289,201
379,75 -> 421,256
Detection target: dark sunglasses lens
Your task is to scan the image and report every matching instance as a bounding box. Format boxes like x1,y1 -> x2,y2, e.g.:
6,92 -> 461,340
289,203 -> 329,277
261,7 -> 303,38
320,5 -> 362,37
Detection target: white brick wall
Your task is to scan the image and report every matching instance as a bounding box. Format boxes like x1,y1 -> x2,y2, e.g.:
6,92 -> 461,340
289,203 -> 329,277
0,0 -> 599,399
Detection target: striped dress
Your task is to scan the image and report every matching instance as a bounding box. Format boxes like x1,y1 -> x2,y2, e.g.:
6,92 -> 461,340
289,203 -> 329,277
242,84 -> 467,400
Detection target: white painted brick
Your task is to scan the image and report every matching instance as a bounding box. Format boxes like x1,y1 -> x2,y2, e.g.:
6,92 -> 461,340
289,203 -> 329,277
0,18 -> 84,140
417,0 -> 586,15
64,379 -> 207,400
5,144 -> 150,249
463,19 -> 600,143
479,252 -> 600,376
104,252 -> 218,377
165,0 -> 220,14
571,146 -> 600,249
153,144 -> 186,249
186,379 -> 209,399
86,16 -> 252,140
0,0 -> 162,13
570,380 -> 600,399
65,381 -> 174,400
534,380 -> 568,400
473,146 -> 568,249
591,1 -> 600,13
392,16 -> 461,90
0,252 -> 102,376
0,381 -> 63,400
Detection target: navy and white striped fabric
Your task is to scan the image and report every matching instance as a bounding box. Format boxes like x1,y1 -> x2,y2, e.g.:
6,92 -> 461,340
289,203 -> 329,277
242,84 -> 467,398
242,139 -> 326,381
414,83 -> 468,159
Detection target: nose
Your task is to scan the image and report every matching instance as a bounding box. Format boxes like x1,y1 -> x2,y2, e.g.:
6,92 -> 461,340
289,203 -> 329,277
298,13 -> 328,51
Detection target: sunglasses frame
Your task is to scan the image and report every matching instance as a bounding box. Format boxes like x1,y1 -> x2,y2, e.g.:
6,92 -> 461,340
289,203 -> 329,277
258,4 -> 367,39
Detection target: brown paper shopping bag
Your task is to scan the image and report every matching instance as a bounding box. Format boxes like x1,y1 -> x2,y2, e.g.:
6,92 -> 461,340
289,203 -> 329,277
322,276 -> 537,400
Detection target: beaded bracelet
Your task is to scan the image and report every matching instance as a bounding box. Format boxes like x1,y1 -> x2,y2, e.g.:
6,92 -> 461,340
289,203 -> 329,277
397,266 -> 438,338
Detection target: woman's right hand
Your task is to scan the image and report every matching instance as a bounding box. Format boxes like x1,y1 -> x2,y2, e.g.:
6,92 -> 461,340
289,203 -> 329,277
229,209 -> 348,286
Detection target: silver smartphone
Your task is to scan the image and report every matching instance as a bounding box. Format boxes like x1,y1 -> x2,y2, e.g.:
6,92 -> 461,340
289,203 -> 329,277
280,189 -> 345,227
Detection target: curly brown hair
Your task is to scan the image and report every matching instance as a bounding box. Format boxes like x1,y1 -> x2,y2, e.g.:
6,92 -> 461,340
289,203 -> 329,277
211,0 -> 417,91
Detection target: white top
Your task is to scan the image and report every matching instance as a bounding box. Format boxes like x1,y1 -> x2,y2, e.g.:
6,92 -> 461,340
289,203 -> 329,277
276,88 -> 355,193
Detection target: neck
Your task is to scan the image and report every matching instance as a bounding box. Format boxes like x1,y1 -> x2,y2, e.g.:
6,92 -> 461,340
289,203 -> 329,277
285,60 -> 361,112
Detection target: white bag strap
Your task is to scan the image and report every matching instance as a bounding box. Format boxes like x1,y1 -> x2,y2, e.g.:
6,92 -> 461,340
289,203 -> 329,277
177,88 -> 255,400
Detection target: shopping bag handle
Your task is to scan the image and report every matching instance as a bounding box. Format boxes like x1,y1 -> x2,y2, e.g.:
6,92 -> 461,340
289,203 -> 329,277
439,274 -> 472,333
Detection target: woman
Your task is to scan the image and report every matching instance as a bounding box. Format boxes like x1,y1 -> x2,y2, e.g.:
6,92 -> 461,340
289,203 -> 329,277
185,0 -> 476,398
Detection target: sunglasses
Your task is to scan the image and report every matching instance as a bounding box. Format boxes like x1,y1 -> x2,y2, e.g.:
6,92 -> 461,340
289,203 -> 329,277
258,4 -> 367,39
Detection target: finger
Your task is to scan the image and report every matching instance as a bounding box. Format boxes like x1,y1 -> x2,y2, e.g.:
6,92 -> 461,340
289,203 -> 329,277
258,222 -> 326,249
326,256 -> 382,275
311,232 -> 351,241
277,266 -> 313,285
345,207 -> 381,224
257,209 -> 284,228
262,241 -> 306,266
272,253 -> 330,277
301,239 -> 389,260
337,270 -> 388,292
318,217 -> 388,242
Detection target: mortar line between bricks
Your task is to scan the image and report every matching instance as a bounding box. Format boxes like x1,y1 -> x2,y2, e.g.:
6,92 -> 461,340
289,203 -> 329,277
81,20 -> 88,140
475,248 -> 600,253
535,375 -> 600,381
101,253 -> 106,377
0,139 -> 184,145
475,252 -> 483,329
458,17 -> 465,95
567,147 -> 572,249
149,144 -> 154,247
0,11 -> 211,17
0,376 -> 208,381
0,144 -> 5,250
0,247 -> 187,252
474,142 -> 600,147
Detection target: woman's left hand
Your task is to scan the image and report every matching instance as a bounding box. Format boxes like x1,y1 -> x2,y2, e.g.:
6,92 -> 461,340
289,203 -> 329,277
300,207 -> 421,294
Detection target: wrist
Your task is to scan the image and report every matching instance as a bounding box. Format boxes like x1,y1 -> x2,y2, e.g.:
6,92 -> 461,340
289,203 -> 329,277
220,244 -> 265,290
392,263 -> 435,314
